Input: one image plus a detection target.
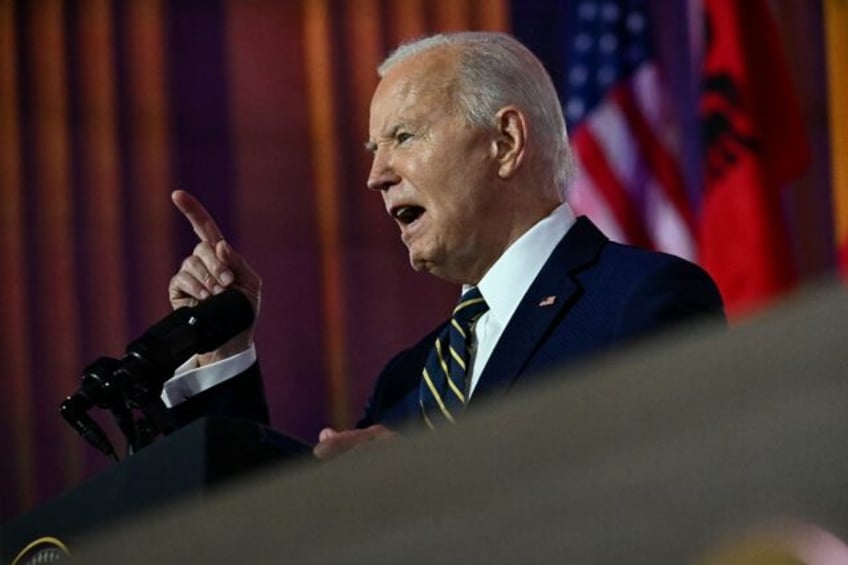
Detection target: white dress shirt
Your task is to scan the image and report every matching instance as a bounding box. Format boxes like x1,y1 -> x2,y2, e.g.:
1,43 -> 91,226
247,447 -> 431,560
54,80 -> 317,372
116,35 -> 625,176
161,343 -> 257,407
465,202 -> 575,396
161,202 -> 576,407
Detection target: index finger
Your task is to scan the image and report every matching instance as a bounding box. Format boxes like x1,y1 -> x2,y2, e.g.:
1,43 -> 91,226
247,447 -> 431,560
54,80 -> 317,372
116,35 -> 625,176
171,189 -> 225,244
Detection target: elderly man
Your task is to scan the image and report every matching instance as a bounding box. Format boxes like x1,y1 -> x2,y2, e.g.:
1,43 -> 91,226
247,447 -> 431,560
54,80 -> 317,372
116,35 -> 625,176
164,32 -> 724,458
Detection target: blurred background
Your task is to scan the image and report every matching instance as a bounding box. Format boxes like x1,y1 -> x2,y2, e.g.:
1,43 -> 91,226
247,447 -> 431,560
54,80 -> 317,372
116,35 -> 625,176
0,0 -> 844,520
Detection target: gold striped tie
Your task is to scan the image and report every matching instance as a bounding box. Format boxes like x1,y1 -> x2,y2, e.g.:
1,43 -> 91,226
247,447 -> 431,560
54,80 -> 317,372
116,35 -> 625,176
419,287 -> 489,429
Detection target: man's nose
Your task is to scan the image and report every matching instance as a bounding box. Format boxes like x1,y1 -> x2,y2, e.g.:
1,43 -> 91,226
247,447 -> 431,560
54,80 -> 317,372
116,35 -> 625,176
367,152 -> 400,191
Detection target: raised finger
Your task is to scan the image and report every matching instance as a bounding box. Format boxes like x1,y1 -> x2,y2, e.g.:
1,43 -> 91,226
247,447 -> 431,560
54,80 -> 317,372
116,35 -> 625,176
172,189 -> 225,244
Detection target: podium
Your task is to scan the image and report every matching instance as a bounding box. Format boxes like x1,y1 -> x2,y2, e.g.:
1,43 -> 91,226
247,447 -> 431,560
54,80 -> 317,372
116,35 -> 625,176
0,417 -> 311,563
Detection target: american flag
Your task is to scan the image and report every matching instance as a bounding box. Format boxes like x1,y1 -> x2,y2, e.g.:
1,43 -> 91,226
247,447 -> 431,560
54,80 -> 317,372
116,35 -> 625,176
562,0 -> 697,261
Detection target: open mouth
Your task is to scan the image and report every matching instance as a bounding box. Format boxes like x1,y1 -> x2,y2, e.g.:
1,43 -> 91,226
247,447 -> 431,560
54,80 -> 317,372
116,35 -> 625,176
392,205 -> 425,226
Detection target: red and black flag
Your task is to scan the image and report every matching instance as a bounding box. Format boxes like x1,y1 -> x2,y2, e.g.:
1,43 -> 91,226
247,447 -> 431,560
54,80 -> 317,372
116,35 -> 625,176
699,0 -> 811,317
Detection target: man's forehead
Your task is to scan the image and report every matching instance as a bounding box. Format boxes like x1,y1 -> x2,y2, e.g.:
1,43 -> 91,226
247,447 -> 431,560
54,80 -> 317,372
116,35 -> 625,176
386,44 -> 459,83
369,49 -> 459,133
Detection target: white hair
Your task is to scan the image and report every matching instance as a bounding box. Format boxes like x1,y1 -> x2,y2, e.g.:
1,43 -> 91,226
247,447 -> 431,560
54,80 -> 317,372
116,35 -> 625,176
379,32 -> 574,196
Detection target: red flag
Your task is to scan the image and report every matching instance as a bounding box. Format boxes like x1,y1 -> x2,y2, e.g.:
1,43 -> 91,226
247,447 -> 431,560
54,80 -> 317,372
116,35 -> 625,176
699,0 -> 811,318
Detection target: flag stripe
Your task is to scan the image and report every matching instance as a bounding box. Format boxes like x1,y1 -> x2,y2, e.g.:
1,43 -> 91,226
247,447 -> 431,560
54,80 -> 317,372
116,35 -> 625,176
554,0 -> 695,264
573,127 -> 654,248
612,83 -> 696,234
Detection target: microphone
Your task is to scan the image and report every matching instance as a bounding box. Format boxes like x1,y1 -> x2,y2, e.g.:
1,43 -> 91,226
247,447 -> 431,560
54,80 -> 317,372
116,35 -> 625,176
60,288 -> 254,456
121,287 -> 255,384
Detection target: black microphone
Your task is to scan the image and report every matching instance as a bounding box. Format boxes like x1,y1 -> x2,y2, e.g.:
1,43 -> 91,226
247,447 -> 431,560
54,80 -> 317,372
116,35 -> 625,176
120,287 -> 255,384
60,288 -> 254,455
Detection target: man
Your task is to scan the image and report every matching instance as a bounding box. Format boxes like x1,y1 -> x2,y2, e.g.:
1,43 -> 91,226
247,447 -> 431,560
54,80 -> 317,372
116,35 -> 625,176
164,32 -> 724,459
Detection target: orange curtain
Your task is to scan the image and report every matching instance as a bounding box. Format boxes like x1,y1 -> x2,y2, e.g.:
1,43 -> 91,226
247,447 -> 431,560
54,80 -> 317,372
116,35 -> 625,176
825,0 -> 848,277
0,0 -> 177,517
0,0 -> 506,520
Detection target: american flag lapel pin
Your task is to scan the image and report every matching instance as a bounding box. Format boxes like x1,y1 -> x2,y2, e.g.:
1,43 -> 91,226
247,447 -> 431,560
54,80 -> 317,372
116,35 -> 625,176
538,295 -> 556,307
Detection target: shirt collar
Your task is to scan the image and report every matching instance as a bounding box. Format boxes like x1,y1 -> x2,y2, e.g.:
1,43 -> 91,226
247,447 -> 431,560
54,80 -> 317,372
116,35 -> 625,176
464,202 -> 576,326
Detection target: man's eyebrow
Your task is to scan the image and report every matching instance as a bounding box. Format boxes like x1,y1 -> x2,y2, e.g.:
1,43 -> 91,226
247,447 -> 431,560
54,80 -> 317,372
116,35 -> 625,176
364,124 -> 403,154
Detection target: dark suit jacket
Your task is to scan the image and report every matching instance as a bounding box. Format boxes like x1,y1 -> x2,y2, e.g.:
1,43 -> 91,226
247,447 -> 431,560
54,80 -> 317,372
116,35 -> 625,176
171,361 -> 270,426
184,217 -> 723,431
357,217 -> 725,429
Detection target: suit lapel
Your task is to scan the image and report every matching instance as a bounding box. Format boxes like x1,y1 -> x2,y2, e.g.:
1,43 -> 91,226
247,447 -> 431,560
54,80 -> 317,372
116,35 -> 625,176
471,217 -> 608,400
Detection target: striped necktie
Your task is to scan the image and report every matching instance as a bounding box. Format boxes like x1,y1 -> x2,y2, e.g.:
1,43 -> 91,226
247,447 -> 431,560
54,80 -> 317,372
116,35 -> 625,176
420,287 -> 489,429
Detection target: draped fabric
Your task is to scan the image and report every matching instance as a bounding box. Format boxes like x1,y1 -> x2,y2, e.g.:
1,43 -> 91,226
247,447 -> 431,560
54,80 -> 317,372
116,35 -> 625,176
0,0 -> 507,520
825,0 -> 848,278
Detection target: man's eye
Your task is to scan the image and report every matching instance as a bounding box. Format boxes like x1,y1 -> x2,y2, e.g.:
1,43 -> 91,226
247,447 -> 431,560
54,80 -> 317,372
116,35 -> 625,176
396,132 -> 413,144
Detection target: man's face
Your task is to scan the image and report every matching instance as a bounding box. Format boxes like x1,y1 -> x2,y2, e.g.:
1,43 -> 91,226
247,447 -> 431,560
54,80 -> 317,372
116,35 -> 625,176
366,49 -> 506,285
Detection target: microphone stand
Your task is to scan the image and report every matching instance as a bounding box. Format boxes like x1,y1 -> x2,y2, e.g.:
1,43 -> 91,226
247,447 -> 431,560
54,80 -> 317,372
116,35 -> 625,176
61,355 -> 177,459
60,289 -> 254,459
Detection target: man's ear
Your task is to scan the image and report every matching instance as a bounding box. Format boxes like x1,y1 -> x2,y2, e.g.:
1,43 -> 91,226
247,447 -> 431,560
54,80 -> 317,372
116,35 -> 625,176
491,106 -> 527,179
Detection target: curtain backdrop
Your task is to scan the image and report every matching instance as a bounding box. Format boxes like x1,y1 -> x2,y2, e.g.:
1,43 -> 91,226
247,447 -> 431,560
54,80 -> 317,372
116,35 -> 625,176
0,0 -> 507,519
0,0 -> 834,521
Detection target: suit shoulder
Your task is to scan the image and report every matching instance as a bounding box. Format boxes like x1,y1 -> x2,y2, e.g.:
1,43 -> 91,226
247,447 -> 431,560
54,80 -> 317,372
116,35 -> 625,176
597,242 -> 725,326
599,240 -> 709,277
563,217 -> 715,285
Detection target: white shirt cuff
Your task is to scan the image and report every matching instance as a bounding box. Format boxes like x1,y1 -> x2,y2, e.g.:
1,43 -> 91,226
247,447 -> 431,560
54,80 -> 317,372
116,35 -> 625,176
160,344 -> 257,408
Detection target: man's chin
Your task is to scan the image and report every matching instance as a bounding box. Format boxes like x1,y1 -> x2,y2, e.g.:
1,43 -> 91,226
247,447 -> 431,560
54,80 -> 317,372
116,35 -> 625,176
408,248 -> 438,274
410,255 -> 466,284
408,254 -> 431,273
407,245 -> 464,282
